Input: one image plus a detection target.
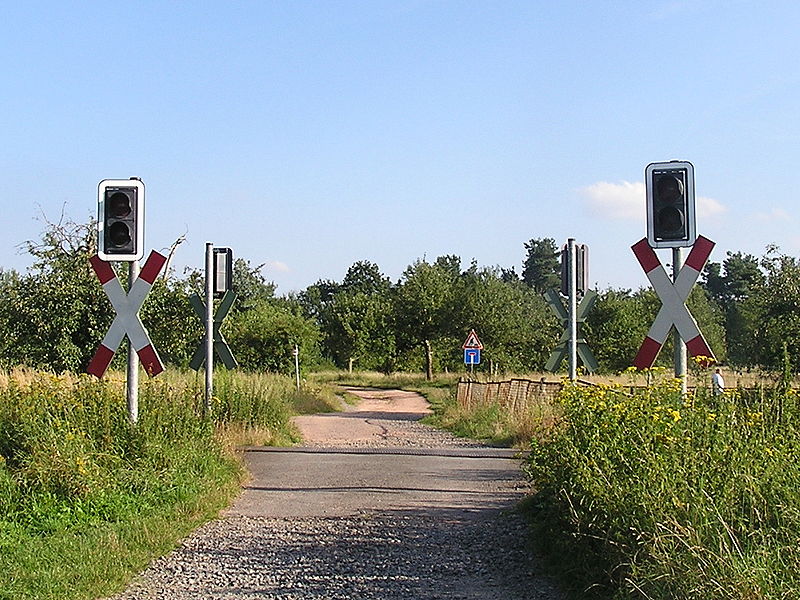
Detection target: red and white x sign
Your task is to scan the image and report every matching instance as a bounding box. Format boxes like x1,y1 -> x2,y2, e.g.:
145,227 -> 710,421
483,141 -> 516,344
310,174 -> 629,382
632,236 -> 716,369
87,251 -> 166,378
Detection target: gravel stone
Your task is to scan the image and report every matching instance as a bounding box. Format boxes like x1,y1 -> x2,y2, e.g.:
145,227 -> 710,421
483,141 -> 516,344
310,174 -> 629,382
109,512 -> 561,600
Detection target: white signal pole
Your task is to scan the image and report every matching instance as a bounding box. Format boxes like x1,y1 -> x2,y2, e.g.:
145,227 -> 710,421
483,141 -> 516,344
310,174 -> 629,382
293,344 -> 300,390
673,247 -> 688,394
127,261 -> 139,423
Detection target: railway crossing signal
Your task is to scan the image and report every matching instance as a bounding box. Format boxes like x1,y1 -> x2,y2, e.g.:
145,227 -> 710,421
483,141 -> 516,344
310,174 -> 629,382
87,251 -> 166,378
189,290 -> 238,370
213,247 -> 233,298
544,288 -> 598,373
632,236 -> 716,368
98,178 -> 144,261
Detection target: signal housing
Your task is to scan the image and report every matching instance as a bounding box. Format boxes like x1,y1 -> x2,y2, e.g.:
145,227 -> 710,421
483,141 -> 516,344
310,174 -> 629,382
98,178 -> 144,261
646,161 -> 696,249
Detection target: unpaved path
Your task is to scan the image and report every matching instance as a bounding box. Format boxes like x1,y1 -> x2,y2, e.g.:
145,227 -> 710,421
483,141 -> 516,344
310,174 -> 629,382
108,387 -> 562,600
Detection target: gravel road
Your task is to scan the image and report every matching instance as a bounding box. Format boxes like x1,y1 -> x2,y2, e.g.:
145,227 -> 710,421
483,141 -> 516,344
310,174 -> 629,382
106,387 -> 562,600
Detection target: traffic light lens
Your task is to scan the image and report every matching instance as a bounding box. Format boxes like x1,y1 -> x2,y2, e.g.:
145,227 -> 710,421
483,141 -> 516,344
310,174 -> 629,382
108,222 -> 132,247
657,206 -> 684,236
108,192 -> 132,218
656,175 -> 683,203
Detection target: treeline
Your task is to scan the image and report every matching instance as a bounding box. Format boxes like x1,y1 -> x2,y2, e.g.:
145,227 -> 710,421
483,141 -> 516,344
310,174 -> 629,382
0,218 -> 797,376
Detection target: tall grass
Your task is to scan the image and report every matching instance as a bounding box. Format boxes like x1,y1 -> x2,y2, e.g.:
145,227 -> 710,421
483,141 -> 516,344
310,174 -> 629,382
524,372 -> 800,599
0,368 -> 337,600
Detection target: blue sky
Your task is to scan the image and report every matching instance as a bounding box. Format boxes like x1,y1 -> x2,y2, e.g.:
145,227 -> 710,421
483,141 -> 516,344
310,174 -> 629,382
2,1 -> 798,293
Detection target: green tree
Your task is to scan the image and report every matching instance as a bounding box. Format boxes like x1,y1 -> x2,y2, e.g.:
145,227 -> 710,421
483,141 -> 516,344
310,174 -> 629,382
394,258 -> 460,379
457,267 -> 557,373
522,238 -> 560,293
0,217 -> 112,371
741,247 -> 800,370
321,261 -> 395,372
702,252 -> 764,366
585,289 -> 654,372
340,260 -> 390,295
226,300 -> 321,374
140,277 -> 198,368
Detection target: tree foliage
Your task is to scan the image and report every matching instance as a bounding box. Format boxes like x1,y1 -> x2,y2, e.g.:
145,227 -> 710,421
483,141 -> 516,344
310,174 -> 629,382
522,237 -> 560,293
1,214 -> 799,376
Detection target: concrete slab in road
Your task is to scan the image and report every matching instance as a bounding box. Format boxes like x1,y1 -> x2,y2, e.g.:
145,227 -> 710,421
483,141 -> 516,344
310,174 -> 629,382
227,447 -> 528,519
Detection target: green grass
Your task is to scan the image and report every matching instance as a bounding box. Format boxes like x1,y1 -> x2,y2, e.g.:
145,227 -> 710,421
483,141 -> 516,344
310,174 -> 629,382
0,368 -> 339,600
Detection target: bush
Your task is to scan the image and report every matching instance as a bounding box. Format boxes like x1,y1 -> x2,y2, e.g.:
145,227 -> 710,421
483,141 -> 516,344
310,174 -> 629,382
524,372 -> 800,598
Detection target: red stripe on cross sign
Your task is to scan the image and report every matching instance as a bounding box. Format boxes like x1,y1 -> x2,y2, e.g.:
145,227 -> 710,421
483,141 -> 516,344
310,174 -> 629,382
631,238 -> 661,274
684,236 -> 715,272
633,336 -> 662,370
138,344 -> 164,377
686,335 -> 713,359
86,344 -> 115,378
90,255 -> 116,285
139,252 -> 167,285
631,236 -> 716,369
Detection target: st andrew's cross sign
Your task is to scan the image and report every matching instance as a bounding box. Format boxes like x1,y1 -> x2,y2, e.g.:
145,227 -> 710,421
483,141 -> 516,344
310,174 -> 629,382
87,251 -> 166,378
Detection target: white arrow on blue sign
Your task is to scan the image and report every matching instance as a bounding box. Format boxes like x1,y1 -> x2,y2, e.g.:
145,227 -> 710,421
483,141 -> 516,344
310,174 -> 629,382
464,348 -> 481,365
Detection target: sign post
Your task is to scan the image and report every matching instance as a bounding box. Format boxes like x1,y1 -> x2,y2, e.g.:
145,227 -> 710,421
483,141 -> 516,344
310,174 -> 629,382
567,239 -> 578,381
126,260 -> 139,422
293,345 -> 300,390
204,243 -> 214,416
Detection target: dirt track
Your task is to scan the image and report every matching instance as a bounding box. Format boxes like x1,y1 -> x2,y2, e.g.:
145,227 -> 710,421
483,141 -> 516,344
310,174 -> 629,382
109,387 -> 563,599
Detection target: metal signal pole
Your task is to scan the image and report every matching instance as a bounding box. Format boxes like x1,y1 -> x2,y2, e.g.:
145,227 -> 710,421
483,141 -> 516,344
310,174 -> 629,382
673,247 -> 688,394
205,242 -> 214,415
567,238 -> 577,382
127,261 -> 140,423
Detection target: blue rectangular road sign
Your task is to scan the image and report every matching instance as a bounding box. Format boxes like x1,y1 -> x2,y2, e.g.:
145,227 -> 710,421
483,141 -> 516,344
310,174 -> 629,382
464,348 -> 481,365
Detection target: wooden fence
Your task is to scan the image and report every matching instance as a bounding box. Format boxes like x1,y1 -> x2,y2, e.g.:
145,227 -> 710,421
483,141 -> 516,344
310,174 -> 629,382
456,377 -> 563,414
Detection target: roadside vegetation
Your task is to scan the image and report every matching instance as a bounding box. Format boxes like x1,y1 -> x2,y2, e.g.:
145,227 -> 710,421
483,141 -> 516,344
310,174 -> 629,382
523,365 -> 800,599
0,368 -> 339,600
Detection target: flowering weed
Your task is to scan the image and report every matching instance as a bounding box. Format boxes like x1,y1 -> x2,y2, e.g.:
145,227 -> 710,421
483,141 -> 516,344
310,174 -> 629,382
525,375 -> 800,599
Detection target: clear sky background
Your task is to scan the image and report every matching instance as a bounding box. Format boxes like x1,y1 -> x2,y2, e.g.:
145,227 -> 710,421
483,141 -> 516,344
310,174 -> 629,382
2,1 -> 798,294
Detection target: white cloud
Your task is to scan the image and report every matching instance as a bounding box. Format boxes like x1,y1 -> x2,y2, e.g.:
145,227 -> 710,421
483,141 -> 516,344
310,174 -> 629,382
580,180 -> 725,221
696,195 -> 726,219
754,207 -> 791,222
265,260 -> 290,273
580,181 -> 644,220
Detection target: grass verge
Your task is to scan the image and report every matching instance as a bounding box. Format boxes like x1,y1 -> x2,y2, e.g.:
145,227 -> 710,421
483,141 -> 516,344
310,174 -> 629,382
0,368 -> 338,600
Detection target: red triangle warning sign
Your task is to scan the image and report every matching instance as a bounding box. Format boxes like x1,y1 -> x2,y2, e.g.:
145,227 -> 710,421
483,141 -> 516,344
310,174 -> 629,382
462,329 -> 483,349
